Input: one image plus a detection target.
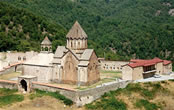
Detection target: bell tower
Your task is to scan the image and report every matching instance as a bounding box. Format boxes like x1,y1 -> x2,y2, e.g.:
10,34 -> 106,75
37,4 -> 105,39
66,21 -> 88,52
41,36 -> 52,53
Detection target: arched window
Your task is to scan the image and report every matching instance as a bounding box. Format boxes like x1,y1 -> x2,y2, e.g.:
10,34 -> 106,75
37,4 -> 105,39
45,47 -> 48,51
49,47 -> 52,51
18,56 -> 21,61
42,47 -> 44,51
23,56 -> 26,61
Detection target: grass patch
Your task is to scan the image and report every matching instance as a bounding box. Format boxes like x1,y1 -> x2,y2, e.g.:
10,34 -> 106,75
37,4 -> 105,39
86,97 -> 127,110
0,88 -> 23,107
86,90 -> 127,110
29,89 -> 73,106
100,70 -> 121,74
0,94 -> 24,107
0,88 -> 17,96
0,72 -> 21,80
169,79 -> 174,82
135,99 -> 159,110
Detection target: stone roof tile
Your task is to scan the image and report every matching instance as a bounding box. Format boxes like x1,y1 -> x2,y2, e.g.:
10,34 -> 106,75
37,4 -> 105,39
80,49 -> 94,60
66,21 -> 88,39
41,36 -> 52,45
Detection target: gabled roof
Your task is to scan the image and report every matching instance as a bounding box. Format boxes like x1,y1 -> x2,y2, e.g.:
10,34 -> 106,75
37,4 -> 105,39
163,60 -> 172,65
41,36 -> 52,45
128,58 -> 164,68
80,49 -> 94,60
66,21 -> 88,39
54,46 -> 68,58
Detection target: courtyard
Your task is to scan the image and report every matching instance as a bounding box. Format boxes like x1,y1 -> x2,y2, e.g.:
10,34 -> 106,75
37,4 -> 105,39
0,70 -> 122,90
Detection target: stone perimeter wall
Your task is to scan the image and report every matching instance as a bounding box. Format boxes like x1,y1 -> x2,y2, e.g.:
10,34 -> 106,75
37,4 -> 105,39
0,80 -> 17,89
99,60 -> 129,72
0,64 -> 22,75
0,79 -> 131,106
32,80 -> 131,106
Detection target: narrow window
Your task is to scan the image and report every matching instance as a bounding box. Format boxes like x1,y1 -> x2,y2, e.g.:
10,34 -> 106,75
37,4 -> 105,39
18,56 -> 21,61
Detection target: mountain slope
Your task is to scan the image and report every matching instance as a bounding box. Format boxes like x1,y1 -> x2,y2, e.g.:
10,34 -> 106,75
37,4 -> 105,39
1,0 -> 174,62
0,2 -> 66,52
86,80 -> 174,110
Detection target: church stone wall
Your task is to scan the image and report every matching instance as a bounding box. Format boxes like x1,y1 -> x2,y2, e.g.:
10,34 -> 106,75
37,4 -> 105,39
78,67 -> 88,84
52,65 -> 62,82
5,51 -> 38,64
23,65 -> 53,83
87,52 -> 100,85
61,52 -> 79,84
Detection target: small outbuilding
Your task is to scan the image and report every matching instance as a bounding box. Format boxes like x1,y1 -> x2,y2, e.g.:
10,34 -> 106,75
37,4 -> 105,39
122,58 -> 172,80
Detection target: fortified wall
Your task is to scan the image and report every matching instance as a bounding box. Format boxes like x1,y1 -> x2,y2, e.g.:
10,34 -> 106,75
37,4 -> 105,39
0,79 -> 131,106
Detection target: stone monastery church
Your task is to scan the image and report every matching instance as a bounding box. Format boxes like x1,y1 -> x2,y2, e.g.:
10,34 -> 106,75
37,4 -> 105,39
23,21 -> 100,85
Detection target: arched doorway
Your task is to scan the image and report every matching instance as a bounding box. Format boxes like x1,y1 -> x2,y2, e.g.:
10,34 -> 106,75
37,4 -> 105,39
20,79 -> 27,91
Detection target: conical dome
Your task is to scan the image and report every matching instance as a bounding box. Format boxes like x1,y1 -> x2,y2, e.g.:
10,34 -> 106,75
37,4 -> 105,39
66,21 -> 88,39
41,36 -> 52,45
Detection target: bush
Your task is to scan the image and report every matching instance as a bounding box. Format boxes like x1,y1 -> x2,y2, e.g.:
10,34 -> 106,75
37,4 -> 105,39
86,93 -> 127,110
135,99 -> 159,110
169,79 -> 174,82
141,89 -> 154,99
30,89 -> 73,106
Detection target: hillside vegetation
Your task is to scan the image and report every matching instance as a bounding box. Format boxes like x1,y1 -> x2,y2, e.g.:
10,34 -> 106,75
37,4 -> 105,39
86,80 -> 174,110
0,2 -> 66,52
2,0 -> 174,62
1,81 -> 174,110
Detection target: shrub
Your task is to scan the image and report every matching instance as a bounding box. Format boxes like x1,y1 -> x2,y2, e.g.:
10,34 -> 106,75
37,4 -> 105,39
30,89 -> 73,106
135,99 -> 159,110
141,89 -> 154,99
86,94 -> 127,110
169,79 -> 174,82
126,83 -> 142,92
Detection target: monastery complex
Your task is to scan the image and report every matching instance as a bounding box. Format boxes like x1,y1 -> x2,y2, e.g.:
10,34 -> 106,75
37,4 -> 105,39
23,21 -> 100,86
0,21 -> 173,88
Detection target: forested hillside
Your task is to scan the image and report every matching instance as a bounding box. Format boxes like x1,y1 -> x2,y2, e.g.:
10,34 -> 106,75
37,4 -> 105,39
0,2 -> 66,52
1,0 -> 174,62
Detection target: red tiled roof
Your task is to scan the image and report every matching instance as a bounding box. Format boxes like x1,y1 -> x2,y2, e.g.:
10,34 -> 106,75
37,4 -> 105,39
128,58 -> 169,68
130,59 -> 146,63
163,60 -> 172,65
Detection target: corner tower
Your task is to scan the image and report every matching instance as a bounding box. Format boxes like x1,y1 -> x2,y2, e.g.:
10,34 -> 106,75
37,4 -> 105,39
41,36 -> 52,53
66,21 -> 88,52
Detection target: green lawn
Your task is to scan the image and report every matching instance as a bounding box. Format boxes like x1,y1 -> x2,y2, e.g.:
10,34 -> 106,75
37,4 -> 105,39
0,88 -> 24,107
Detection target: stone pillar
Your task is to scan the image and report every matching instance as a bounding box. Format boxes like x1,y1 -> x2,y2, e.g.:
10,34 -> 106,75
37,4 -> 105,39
85,39 -> 88,48
80,40 -> 83,49
67,39 -> 69,48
